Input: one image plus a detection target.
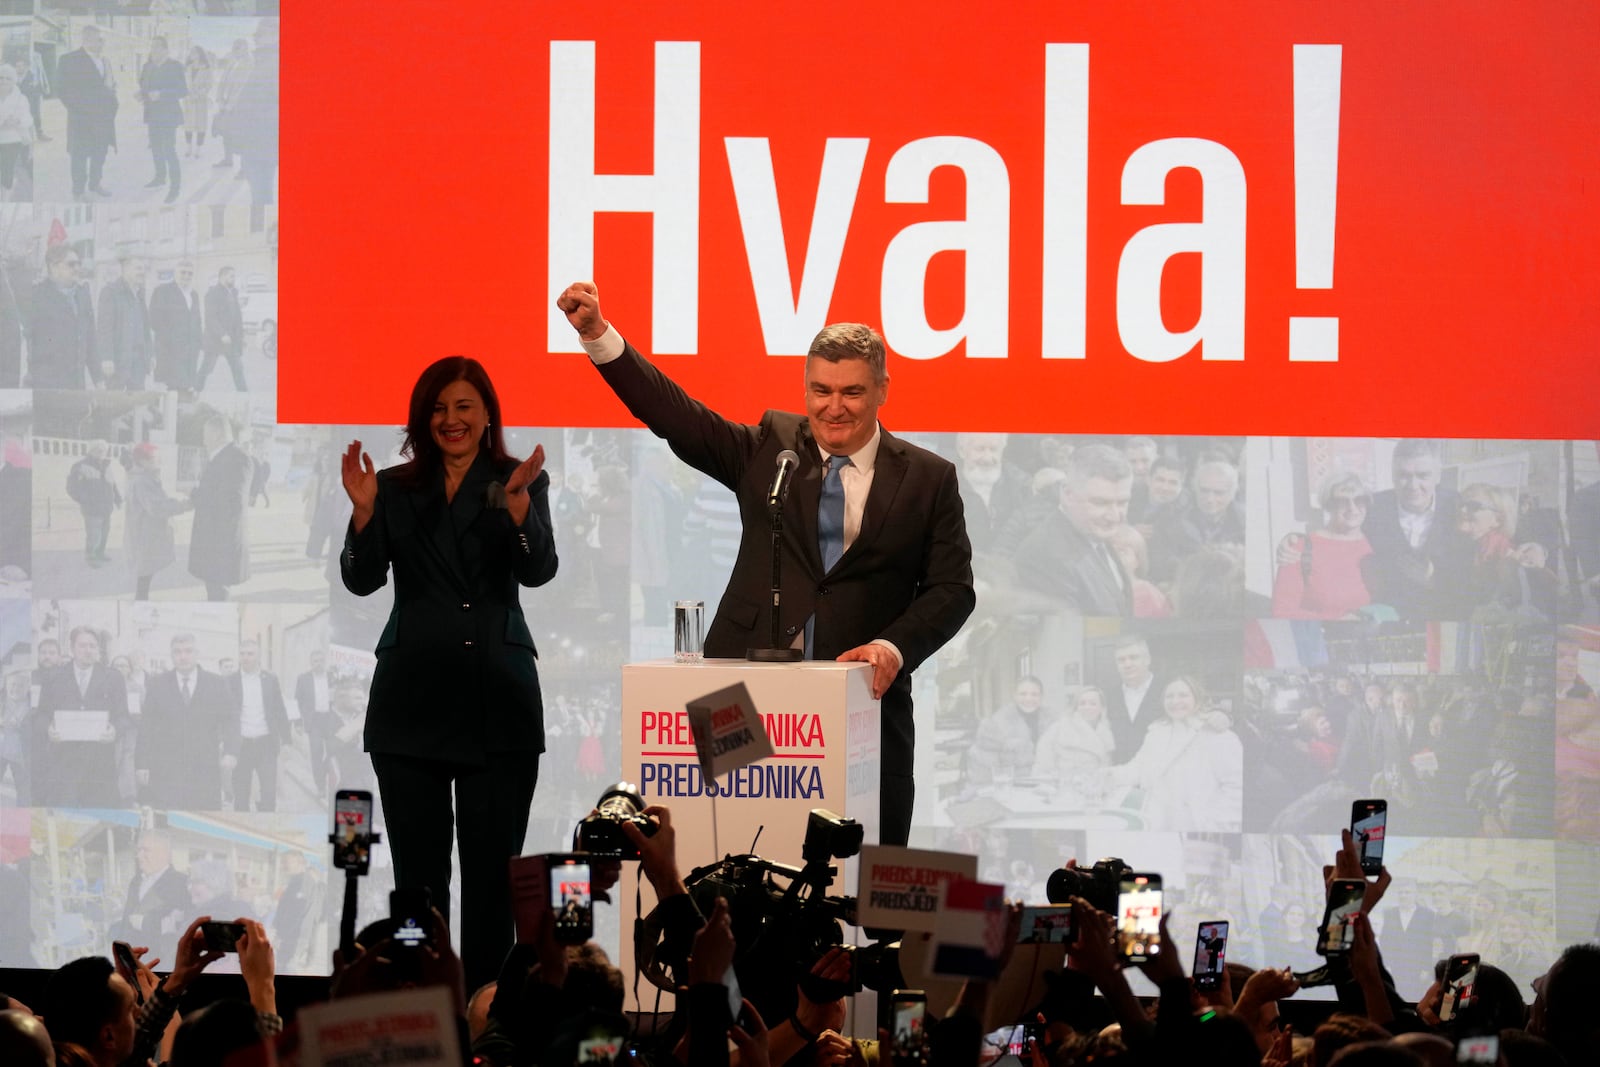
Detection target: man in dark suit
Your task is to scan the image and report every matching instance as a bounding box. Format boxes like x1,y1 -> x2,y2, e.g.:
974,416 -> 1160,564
224,639 -> 290,812
30,626 -> 128,807
112,831 -> 189,944
96,255 -> 151,391
1102,634 -> 1165,763
294,648 -> 336,794
188,416 -> 252,601
55,25 -> 118,200
137,633 -> 229,809
1149,456 -> 1246,582
1361,438 -> 1475,619
27,244 -> 96,389
149,260 -> 202,392
1374,877 -> 1439,1000
1013,445 -> 1134,617
137,36 -> 188,204
201,265 -> 246,391
558,282 -> 974,846
956,432 -> 1030,556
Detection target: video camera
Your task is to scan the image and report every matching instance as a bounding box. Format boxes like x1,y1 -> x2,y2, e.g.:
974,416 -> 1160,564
1045,856 -> 1132,913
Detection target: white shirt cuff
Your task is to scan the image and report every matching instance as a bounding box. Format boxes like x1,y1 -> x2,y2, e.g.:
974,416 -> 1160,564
581,324 -> 625,364
870,639 -> 903,674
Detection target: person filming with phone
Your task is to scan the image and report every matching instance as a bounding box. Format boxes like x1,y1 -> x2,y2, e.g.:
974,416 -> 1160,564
340,356 -> 558,991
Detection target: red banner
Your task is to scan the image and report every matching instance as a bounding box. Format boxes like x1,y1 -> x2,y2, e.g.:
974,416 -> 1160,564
282,1 -> 1600,437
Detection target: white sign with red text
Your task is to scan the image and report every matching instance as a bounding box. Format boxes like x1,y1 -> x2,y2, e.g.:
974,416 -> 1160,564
687,681 -> 773,781
856,845 -> 978,933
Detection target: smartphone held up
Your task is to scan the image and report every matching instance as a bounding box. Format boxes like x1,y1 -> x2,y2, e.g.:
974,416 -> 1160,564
1350,798 -> 1388,876
1116,873 -> 1163,965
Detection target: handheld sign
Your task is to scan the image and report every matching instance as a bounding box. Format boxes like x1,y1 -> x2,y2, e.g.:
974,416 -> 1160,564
927,876 -> 1009,980
857,845 -> 978,933
686,682 -> 773,782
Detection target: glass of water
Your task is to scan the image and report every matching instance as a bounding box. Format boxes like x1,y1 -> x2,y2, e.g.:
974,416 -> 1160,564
674,600 -> 705,662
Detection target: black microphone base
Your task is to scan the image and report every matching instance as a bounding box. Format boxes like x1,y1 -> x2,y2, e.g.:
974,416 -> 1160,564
747,647 -> 803,662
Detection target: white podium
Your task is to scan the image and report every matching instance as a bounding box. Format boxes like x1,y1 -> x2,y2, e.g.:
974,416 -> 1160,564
616,659 -> 881,1011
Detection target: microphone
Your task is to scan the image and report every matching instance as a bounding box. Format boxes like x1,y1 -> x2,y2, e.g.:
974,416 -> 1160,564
766,449 -> 800,510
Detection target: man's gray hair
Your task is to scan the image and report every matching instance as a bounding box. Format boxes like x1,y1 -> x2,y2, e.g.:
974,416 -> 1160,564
1064,444 -> 1133,491
807,323 -> 887,383
1392,438 -> 1441,466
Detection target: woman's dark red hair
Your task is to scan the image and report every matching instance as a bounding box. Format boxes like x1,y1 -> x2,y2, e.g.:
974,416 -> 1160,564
390,356 -> 517,487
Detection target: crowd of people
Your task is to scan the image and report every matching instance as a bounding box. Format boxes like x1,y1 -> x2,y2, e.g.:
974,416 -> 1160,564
1,810 -> 1595,1067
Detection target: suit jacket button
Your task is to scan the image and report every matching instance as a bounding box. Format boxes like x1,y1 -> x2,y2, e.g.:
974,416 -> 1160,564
818,585 -> 829,595
464,639 -> 474,648
461,602 -> 471,611
785,625 -> 798,636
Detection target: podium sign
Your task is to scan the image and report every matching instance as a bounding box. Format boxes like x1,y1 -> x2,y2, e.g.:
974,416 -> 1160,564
618,659 -> 880,1010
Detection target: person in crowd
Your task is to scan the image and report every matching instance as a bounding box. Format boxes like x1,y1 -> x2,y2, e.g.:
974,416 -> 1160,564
0,1006 -> 50,1067
1102,675 -> 1244,831
122,442 -> 192,600
225,638 -> 291,812
1150,456 -> 1246,582
1014,444 -> 1135,616
1171,543 -> 1246,618
1122,435 -> 1160,519
1032,684 -> 1116,782
0,669 -> 30,803
183,47 -> 213,159
1104,634 -> 1165,763
294,648 -> 335,789
188,415 -> 253,601
112,830 -> 189,945
1291,703 -> 1339,775
560,279 -> 974,848
97,255 -> 152,391
136,36 -> 187,204
1361,439 -> 1475,619
231,19 -> 278,228
1272,471 -> 1376,619
1529,942 -> 1600,1064
0,440 -> 29,579
340,355 -> 556,992
958,431 -> 1029,555
1372,877 -> 1439,1001
967,675 -> 1055,783
211,38 -> 252,171
31,625 -> 127,807
1131,452 -> 1187,541
200,265 -> 246,391
15,53 -> 46,144
27,244 -> 96,389
249,443 -> 272,507
137,633 -> 230,809
0,65 -> 34,200
149,260 -> 203,393
56,25 -> 118,201
66,440 -> 121,566
1109,523 -> 1172,618
271,850 -> 316,969
323,677 -> 373,794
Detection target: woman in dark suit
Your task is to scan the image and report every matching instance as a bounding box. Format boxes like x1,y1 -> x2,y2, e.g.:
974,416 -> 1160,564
340,356 -> 556,989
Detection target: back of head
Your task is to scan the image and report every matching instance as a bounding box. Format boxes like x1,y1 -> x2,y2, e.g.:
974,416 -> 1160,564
562,942 -> 624,1014
169,999 -> 267,1067
1314,1014 -> 1393,1067
1327,1043 -> 1425,1067
1389,1032 -> 1454,1067
1451,963 -> 1526,1034
41,956 -> 119,1051
1195,1010 -> 1263,1066
1499,1027 -> 1569,1067
1538,942 -> 1600,1061
0,1009 -> 53,1067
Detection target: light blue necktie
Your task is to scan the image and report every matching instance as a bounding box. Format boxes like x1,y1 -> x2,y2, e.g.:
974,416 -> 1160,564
806,454 -> 850,658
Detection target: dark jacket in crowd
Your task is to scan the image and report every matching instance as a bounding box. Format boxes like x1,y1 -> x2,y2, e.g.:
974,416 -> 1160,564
204,281 -> 243,357
66,455 -> 121,516
97,277 -> 152,390
55,47 -> 119,153
149,281 -> 202,390
138,57 -> 187,128
27,279 -> 95,389
190,441 -> 253,586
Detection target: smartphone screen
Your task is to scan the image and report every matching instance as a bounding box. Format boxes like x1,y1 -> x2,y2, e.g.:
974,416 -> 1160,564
1192,921 -> 1229,989
1017,904 -> 1075,944
332,790 -> 373,872
1455,1034 -> 1498,1064
390,887 -> 432,949
1439,953 -> 1480,1022
1317,879 -> 1366,956
1116,873 -> 1163,964
548,854 -> 593,944
1351,798 -> 1388,876
889,991 -> 928,1066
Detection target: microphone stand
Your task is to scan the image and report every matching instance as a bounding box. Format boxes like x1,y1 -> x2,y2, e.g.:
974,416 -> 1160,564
748,500 -> 802,661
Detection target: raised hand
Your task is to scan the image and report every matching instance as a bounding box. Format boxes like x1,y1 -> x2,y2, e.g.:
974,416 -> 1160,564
503,444 -> 546,525
556,282 -> 608,343
340,439 -> 377,525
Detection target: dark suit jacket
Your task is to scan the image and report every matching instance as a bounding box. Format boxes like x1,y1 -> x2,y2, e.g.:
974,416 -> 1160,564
96,278 -> 150,390
224,669 -> 291,753
149,282 -> 201,390
137,668 -> 229,809
595,342 -> 975,781
138,57 -> 187,128
27,280 -> 95,389
116,866 -> 190,942
189,442 -> 252,585
204,283 -> 243,356
1012,508 -> 1131,618
1105,674 -> 1166,764
1361,489 -> 1475,619
32,662 -> 128,807
56,48 -> 118,152
341,448 -> 558,764
294,670 -> 330,717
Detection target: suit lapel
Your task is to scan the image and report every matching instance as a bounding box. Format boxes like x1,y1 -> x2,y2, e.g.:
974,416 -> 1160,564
790,422 -> 825,575
836,430 -> 908,572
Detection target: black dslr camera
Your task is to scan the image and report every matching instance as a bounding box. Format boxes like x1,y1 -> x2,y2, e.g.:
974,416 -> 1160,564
573,781 -> 658,860
1045,857 -> 1132,913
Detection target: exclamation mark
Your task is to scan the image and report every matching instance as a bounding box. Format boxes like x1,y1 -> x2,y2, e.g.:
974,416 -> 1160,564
1291,44 -> 1342,362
